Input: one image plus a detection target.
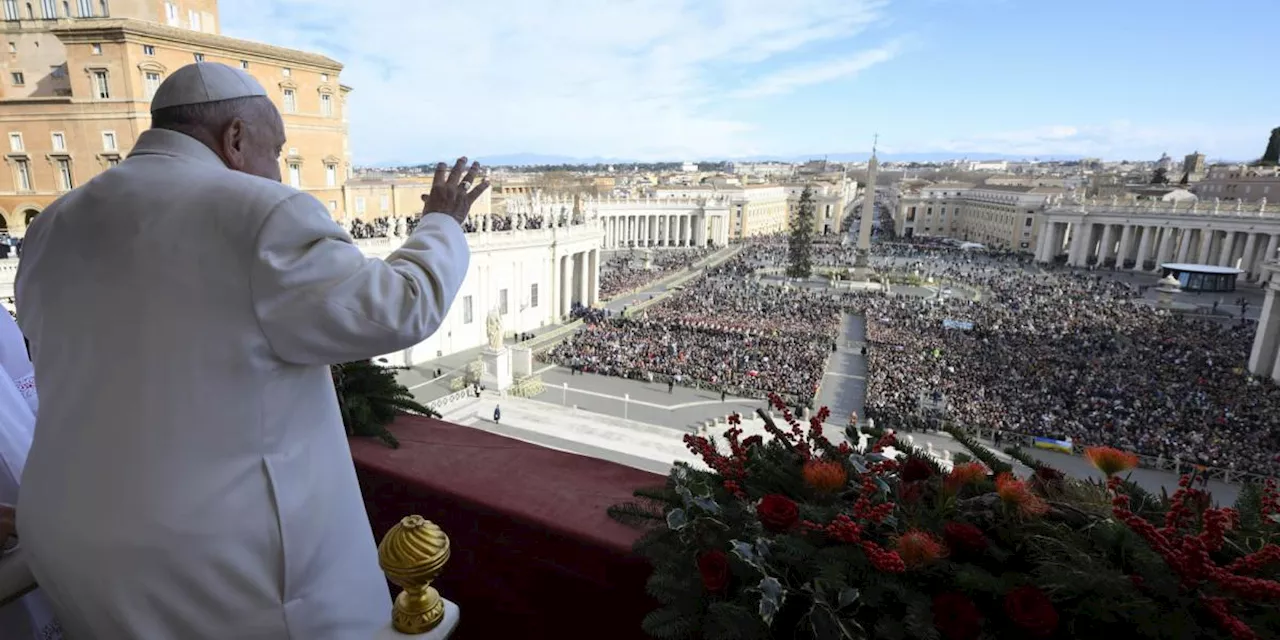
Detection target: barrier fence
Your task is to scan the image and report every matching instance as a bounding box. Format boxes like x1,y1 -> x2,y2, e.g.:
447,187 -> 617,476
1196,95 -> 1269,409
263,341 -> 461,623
955,425 -> 1273,486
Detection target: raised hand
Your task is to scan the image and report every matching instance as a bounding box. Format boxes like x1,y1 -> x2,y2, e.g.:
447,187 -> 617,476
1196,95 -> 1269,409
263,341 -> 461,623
422,157 -> 490,224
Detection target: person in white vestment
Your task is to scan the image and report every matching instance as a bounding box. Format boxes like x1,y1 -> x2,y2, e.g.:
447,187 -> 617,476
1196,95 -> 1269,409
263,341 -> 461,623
13,62 -> 487,639
0,311 -> 62,640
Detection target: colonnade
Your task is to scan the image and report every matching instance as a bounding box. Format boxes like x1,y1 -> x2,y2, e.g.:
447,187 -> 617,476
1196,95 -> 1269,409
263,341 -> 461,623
599,212 -> 711,250
1249,263 -> 1280,380
555,248 -> 598,319
1036,219 -> 1280,281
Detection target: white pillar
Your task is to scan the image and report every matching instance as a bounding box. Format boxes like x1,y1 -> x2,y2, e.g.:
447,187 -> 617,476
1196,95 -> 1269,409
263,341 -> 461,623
1197,230 -> 1214,264
1176,229 -> 1193,263
576,251 -> 588,307
565,256 -> 576,318
1265,234 -> 1280,266
1068,223 -> 1086,266
1218,232 -> 1237,268
1098,224 -> 1116,265
1240,233 -> 1259,279
588,249 -> 599,305
1134,226 -> 1153,271
1251,268 -> 1280,378
1116,224 -> 1134,268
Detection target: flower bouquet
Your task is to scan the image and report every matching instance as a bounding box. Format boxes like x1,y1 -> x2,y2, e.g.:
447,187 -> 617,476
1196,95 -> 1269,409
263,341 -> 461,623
608,394 -> 1280,639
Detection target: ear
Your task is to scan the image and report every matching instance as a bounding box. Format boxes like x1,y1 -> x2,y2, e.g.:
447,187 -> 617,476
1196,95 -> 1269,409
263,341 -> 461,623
220,118 -> 248,171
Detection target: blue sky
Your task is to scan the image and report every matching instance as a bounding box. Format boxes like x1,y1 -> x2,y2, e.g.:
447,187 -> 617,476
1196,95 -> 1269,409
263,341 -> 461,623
219,0 -> 1277,165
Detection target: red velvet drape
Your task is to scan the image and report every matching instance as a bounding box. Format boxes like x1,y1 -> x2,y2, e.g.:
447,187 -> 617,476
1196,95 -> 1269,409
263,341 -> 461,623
351,416 -> 662,640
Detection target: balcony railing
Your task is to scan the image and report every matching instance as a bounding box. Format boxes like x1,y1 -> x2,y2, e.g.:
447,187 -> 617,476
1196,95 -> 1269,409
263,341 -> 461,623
0,412 -> 658,638
351,414 -> 660,639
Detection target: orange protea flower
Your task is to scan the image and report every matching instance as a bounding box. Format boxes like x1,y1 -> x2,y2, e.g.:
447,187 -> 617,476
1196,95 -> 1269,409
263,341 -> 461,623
1085,446 -> 1140,477
996,473 -> 1049,517
945,462 -> 988,492
803,459 -> 848,493
895,529 -> 948,568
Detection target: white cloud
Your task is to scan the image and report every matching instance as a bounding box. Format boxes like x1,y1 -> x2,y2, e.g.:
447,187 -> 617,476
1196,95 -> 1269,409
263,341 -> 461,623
730,43 -> 901,99
217,0 -> 895,163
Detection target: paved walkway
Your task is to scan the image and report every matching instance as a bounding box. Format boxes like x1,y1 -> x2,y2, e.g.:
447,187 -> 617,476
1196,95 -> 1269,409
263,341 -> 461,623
814,314 -> 867,422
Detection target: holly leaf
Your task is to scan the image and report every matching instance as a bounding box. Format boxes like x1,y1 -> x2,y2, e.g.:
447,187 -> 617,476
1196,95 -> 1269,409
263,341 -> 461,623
758,576 -> 786,626
694,495 -> 722,515
848,455 -> 868,474
667,508 -> 688,531
838,587 -> 860,609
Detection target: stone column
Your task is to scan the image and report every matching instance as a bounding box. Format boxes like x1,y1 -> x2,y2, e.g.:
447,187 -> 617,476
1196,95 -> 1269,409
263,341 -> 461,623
1034,225 -> 1050,262
1250,265 -> 1280,378
1265,234 -> 1280,266
1098,224 -> 1116,265
1240,233 -> 1259,280
588,249 -> 599,305
1134,226 -> 1154,271
577,251 -> 589,307
560,254 -> 572,319
1116,224 -> 1134,268
1197,230 -> 1214,264
1176,229 -> 1193,263
1218,232 -> 1237,268
1067,223 -> 1086,266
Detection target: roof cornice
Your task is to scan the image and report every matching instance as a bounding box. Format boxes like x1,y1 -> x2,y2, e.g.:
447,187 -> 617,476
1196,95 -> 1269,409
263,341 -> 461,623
51,19 -> 343,71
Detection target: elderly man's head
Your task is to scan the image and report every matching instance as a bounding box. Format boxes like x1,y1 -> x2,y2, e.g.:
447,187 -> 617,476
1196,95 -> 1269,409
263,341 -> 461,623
151,96 -> 285,182
148,63 -> 286,182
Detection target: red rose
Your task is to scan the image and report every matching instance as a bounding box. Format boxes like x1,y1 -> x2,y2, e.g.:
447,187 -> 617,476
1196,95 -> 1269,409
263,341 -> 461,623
901,456 -> 935,483
942,522 -> 988,556
1004,585 -> 1058,638
697,550 -> 730,593
933,592 -> 983,640
757,494 -> 799,532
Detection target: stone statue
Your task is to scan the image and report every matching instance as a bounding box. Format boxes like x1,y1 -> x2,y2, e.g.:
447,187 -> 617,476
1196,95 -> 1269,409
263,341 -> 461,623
1111,195 -> 1119,206
485,312 -> 503,351
395,217 -> 407,237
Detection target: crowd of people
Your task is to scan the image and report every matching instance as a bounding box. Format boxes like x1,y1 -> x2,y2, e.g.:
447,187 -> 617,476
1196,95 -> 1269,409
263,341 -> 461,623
854,244 -> 1280,477
552,232 -> 1280,477
547,255 -> 841,404
598,248 -> 712,300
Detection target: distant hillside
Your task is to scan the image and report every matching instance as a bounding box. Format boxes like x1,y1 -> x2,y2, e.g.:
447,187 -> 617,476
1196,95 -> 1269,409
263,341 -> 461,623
451,151 -> 1087,168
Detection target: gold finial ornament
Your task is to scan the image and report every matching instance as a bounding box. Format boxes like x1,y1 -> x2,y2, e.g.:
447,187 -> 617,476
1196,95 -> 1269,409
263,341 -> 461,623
378,515 -> 451,634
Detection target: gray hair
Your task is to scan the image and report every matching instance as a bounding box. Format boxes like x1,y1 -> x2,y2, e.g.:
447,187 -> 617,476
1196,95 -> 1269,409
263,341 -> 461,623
150,96 -> 274,137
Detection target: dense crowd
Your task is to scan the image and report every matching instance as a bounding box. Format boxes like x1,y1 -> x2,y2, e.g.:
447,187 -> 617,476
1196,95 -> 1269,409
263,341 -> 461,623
548,255 -> 841,403
550,232 -> 1279,476
598,248 -> 711,300
854,247 -> 1280,477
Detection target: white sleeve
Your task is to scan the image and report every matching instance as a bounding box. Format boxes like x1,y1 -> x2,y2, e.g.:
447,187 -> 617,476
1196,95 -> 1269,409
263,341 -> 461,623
250,194 -> 470,365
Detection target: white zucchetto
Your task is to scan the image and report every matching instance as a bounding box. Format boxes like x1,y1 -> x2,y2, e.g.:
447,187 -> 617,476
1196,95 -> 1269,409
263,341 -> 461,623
150,62 -> 269,112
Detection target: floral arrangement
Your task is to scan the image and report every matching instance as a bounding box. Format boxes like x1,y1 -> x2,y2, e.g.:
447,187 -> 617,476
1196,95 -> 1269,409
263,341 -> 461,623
609,395 -> 1280,639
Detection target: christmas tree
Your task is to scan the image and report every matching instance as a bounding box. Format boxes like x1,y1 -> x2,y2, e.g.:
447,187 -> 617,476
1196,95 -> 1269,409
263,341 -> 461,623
787,186 -> 815,279
331,359 -> 439,448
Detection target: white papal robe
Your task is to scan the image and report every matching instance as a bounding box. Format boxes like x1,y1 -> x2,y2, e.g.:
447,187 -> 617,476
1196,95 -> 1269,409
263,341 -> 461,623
0,310 -> 61,640
13,129 -> 470,639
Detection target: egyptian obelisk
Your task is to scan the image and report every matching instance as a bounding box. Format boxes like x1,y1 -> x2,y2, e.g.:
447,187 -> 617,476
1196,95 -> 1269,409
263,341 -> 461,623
852,136 -> 879,281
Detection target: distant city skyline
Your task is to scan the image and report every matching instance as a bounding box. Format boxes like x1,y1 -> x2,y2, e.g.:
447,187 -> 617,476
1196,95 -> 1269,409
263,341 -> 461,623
220,0 -> 1276,166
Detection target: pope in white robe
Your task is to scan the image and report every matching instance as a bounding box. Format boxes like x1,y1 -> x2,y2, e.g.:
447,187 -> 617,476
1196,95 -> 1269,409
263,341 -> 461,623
13,63 -> 484,639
